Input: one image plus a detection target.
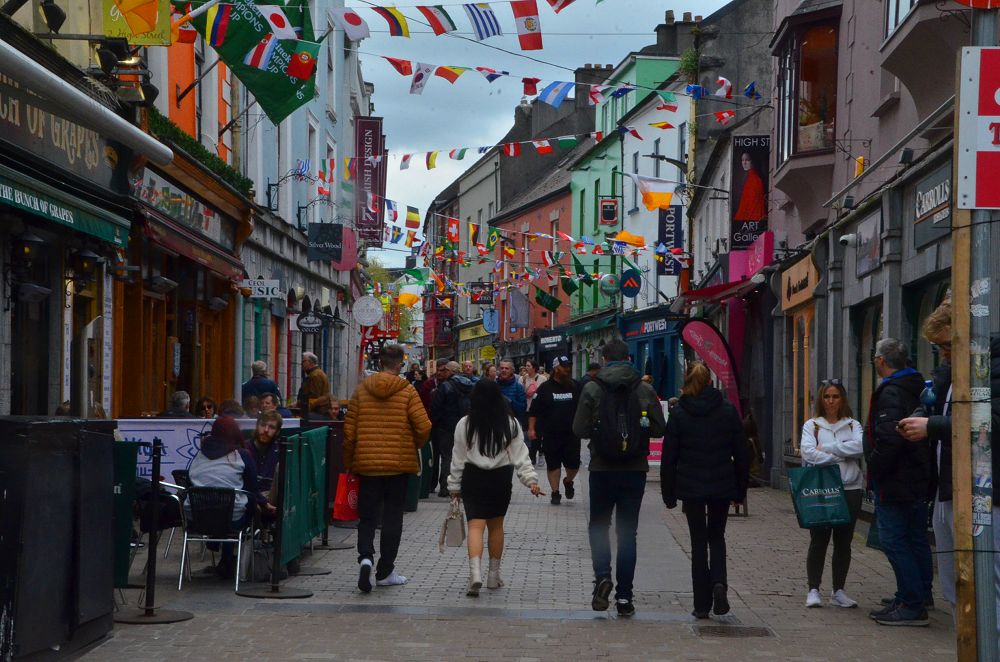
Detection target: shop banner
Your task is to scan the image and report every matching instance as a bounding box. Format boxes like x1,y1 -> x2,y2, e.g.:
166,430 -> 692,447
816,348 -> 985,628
117,417 -> 300,479
468,282 -> 494,305
308,222 -> 343,261
680,319 -> 742,419
354,117 -> 387,247
730,135 -> 770,249
103,0 -> 171,45
911,161 -> 952,248
657,205 -> 684,276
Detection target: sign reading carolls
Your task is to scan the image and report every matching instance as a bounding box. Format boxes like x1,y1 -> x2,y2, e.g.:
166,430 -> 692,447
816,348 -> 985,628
958,47 -> 1000,209
352,295 -> 384,327
296,311 -> 323,334
241,279 -> 282,298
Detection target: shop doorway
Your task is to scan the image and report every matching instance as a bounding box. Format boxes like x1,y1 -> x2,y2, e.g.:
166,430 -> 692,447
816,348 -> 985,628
11,297 -> 51,415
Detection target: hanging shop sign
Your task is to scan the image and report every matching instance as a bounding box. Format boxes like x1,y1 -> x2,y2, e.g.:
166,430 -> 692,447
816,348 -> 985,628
730,135 -> 770,249
307,222 -> 343,262
241,279 -> 283,299
957,47 -> 1000,209
480,345 -> 497,360
781,254 -> 819,311
537,332 -> 566,350
352,295 -> 384,327
354,116 -> 388,247
296,311 -> 324,334
482,307 -> 499,334
657,204 -> 684,276
131,170 -> 236,250
599,273 -> 620,296
855,210 -> 882,278
910,161 -> 952,248
468,282 -> 494,305
620,268 -> 642,298
599,198 -> 619,226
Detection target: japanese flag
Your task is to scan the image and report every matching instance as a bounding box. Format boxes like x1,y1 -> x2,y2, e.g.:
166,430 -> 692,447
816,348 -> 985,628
258,6 -> 299,40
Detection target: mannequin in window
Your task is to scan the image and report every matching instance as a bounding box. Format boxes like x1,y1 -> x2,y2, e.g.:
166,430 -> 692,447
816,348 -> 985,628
734,151 -> 767,222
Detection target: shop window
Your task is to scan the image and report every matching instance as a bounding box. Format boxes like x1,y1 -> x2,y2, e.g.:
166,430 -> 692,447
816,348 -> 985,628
912,281 -> 950,378
856,305 -> 884,426
775,20 -> 839,163
787,305 -> 815,456
885,0 -> 917,37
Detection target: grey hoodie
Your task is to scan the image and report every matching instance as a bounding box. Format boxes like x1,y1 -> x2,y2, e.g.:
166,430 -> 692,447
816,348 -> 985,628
572,361 -> 666,472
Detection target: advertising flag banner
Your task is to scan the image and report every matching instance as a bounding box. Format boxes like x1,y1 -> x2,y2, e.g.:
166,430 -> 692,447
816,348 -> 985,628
657,205 -> 684,276
355,117 -> 387,247
104,0 -> 171,45
730,135 -> 770,249
680,319 -> 742,419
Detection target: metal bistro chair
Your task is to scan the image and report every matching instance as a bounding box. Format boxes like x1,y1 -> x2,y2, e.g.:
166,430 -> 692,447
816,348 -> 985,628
162,471 -> 192,559
178,486 -> 254,592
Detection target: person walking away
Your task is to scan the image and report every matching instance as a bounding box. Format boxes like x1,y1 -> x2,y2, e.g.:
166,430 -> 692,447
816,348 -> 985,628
528,356 -> 581,504
573,339 -> 665,617
897,299 -> 953,613
520,359 -> 547,464
431,361 -> 474,497
344,344 -> 432,592
448,380 -> 542,596
865,338 -> 932,626
800,379 -> 864,608
242,360 -> 282,404
296,352 -> 329,413
578,362 -> 601,388
661,362 -> 750,620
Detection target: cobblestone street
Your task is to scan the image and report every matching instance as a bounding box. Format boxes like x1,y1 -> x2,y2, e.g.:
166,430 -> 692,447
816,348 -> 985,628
91,468 -> 957,661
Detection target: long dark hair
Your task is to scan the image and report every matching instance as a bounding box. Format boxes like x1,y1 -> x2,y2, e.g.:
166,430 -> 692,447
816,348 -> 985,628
464,379 -> 515,458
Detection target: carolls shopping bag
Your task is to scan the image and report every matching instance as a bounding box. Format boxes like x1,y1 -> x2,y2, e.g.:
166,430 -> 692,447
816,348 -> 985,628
332,473 -> 360,521
787,464 -> 852,529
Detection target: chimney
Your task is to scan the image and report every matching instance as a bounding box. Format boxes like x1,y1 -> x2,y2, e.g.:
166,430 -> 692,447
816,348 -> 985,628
682,11 -> 692,22
574,63 -> 615,109
695,15 -> 702,21
665,10 -> 674,25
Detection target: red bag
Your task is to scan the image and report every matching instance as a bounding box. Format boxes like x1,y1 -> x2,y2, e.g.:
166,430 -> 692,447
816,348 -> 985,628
332,473 -> 360,521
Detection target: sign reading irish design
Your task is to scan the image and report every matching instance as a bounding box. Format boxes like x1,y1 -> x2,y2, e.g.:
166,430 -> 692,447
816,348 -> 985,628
730,135 -> 770,249
355,117 -> 387,247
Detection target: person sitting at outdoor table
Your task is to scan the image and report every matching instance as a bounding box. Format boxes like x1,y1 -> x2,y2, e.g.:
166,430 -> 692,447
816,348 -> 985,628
246,410 -> 283,497
189,415 -> 274,579
195,396 -> 217,419
307,394 -> 339,421
218,399 -> 245,417
260,392 -> 293,418
243,395 -> 261,418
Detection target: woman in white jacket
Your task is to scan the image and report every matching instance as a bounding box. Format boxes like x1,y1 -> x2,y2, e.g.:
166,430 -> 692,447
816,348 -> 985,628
800,379 -> 864,609
449,379 -> 542,597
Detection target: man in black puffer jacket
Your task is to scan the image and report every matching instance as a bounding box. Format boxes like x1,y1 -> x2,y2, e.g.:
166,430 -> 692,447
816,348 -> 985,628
865,338 -> 932,627
430,362 -> 475,497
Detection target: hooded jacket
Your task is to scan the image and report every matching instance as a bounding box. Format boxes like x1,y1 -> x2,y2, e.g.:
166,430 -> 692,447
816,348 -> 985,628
572,362 -> 665,472
660,386 -> 750,505
344,372 -> 432,475
865,370 -> 930,503
800,416 -> 865,490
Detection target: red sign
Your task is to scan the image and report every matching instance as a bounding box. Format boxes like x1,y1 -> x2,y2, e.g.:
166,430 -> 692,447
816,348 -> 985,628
953,1 -> 999,7
680,319 -> 742,419
747,230 -> 774,276
354,117 -> 387,245
958,47 -> 1000,209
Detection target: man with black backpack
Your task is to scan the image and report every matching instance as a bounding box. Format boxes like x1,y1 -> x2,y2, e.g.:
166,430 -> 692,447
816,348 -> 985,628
431,361 -> 475,497
572,339 -> 666,617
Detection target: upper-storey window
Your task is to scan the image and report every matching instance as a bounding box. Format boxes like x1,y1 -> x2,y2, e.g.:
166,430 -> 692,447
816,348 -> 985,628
775,20 -> 839,164
885,0 -> 917,37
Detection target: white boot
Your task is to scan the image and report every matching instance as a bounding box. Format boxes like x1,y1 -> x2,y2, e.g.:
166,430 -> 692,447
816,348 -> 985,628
467,557 -> 482,597
487,557 -> 504,589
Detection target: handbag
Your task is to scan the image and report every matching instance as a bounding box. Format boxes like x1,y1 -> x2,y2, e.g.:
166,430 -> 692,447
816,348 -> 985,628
787,464 -> 852,529
438,499 -> 466,552
332,473 -> 360,521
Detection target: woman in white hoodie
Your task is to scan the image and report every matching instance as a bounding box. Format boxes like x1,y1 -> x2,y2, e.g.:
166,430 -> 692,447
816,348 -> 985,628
800,379 -> 864,609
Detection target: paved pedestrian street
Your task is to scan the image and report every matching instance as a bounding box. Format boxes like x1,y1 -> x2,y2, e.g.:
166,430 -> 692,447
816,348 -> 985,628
93,468 -> 956,661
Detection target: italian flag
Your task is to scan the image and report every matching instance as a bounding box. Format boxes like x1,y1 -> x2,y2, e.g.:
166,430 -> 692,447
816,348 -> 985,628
416,5 -> 457,35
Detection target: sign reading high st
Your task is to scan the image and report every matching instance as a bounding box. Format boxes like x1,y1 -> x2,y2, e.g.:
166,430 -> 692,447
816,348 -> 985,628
957,47 -> 1000,209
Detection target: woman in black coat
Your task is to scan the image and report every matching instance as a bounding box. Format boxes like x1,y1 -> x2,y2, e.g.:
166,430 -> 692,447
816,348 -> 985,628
661,362 -> 750,619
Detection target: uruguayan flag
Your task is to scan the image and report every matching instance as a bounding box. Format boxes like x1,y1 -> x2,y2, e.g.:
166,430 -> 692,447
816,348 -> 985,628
463,3 -> 502,40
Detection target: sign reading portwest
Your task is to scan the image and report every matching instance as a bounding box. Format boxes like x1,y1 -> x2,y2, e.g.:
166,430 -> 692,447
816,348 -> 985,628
241,279 -> 282,299
958,47 -> 1000,209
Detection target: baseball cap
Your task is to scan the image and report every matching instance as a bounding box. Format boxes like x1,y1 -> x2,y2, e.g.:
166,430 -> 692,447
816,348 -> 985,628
552,356 -> 571,369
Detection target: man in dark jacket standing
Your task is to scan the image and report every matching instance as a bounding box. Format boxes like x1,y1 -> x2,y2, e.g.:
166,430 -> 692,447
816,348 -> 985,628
865,338 -> 932,626
430,361 -> 474,497
573,340 -> 665,617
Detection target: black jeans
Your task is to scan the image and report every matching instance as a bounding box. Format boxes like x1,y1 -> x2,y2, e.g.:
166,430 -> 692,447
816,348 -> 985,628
683,499 -> 730,613
433,431 -> 455,492
807,488 -> 863,591
588,471 -> 646,600
357,474 -> 408,580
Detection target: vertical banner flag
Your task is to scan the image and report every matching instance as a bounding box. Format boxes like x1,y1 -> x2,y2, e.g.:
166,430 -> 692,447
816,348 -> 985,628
656,205 -> 684,276
510,0 -> 542,50
447,217 -> 460,243
105,0 -> 170,45
730,135 -> 769,249
354,116 -> 387,247
680,320 -> 742,419
463,3 -> 503,40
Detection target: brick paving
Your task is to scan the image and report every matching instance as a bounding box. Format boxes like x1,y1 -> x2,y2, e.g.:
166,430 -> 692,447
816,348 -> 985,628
90,463 -> 957,661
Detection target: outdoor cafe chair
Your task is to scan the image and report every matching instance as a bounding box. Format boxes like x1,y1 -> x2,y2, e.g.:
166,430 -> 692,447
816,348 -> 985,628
177,486 -> 255,592
162,471 -> 192,559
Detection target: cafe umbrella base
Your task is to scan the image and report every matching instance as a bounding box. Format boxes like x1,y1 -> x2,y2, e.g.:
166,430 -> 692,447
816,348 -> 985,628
114,607 -> 194,624
235,584 -> 313,599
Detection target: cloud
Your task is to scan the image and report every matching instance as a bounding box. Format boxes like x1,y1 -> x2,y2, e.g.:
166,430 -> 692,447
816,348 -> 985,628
360,1 -> 727,265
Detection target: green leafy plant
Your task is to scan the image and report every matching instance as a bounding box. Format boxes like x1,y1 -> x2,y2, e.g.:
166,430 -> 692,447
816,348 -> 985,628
147,107 -> 254,196
678,47 -> 699,83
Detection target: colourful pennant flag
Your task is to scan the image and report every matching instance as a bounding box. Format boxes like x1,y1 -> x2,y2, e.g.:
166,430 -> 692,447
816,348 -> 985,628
463,3 -> 503,40
572,254 -> 593,285
206,3 -> 233,47
400,154 -> 412,170
405,205 -> 421,229
537,81 -> 574,108
522,77 -> 541,95
657,102 -> 678,112
372,6 -> 409,37
590,131 -> 604,142
449,148 -> 469,160
611,84 -> 636,98
588,84 -> 607,105
658,90 -> 677,103
503,143 -> 521,157
542,251 -> 559,267
534,285 -> 561,312
686,84 -> 706,100
715,76 -> 733,99
344,157 -> 357,181
287,41 -> 319,81
385,199 -> 398,222
383,56 -> 413,75
366,191 -> 379,213
648,121 -> 675,130
592,245 -> 605,255
258,5 -> 299,40
426,151 -> 439,169
416,5 -> 457,35
510,0 -> 542,51
243,33 -> 279,70
714,110 -> 736,125
556,135 -> 578,149
469,222 -> 479,244
561,271 -> 578,296
389,226 -> 403,244
476,242 -> 488,256
545,0 -> 577,13
618,126 -> 643,140
485,228 -> 501,249
410,62 -> 435,95
317,185 -> 330,196
330,8 -> 370,41
626,173 -> 674,211
475,66 -> 508,82
532,140 -> 553,155
435,66 -> 466,83
743,81 -> 761,100
502,243 -> 516,259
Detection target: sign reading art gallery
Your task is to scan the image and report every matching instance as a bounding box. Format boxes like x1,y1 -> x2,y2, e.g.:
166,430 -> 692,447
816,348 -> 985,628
730,135 -> 770,249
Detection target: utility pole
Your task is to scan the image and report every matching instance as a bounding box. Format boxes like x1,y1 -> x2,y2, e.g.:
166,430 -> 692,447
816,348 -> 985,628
952,6 -> 997,661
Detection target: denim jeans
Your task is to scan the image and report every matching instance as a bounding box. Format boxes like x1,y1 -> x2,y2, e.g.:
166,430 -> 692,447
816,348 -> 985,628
588,471 -> 646,600
877,499 -> 933,610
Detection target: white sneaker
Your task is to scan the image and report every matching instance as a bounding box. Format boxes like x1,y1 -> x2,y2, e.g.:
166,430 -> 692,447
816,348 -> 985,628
806,589 -> 823,608
376,570 -> 408,586
830,589 -> 858,608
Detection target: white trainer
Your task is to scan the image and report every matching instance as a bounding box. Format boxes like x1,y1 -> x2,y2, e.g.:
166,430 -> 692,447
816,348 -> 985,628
806,589 -> 823,608
831,589 -> 858,608
376,570 -> 408,586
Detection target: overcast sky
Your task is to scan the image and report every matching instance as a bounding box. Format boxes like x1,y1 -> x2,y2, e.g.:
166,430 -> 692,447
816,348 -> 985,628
355,0 -> 730,267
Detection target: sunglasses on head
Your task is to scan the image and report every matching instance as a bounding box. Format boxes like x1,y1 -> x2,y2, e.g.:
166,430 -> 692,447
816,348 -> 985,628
820,379 -> 842,387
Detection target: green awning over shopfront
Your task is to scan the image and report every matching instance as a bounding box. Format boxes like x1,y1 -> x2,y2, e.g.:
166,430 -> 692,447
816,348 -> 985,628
0,164 -> 129,247
562,313 -> 618,338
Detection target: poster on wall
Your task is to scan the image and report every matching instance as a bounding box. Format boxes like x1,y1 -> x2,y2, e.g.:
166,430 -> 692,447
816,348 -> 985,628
730,135 -> 770,249
354,117 -> 387,248
855,210 -> 882,277
657,204 -> 684,276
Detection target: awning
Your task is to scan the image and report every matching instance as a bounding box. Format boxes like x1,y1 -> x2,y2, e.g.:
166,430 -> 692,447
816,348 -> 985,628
141,208 -> 244,280
562,313 -> 617,338
0,164 -> 129,247
669,278 -> 762,313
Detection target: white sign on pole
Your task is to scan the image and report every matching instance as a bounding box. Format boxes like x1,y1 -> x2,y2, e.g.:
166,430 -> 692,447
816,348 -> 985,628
241,279 -> 283,298
957,47 -> 1000,209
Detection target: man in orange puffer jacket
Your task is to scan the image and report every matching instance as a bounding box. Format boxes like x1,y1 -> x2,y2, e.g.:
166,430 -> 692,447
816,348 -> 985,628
344,343 -> 432,593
